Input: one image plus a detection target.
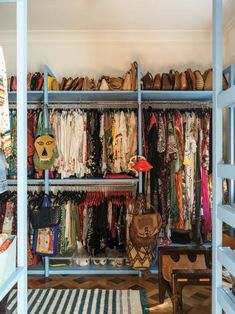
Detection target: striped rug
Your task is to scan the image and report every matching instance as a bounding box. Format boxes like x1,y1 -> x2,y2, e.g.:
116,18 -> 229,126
6,288 -> 149,314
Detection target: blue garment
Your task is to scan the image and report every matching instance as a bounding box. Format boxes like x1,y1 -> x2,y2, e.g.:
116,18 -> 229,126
0,149 -> 8,194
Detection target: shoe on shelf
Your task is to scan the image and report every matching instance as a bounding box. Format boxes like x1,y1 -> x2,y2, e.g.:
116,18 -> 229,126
142,72 -> 154,90
153,73 -> 161,90
173,71 -> 180,90
185,68 -> 196,90
97,76 -> 110,90
75,77 -> 84,91
60,77 -> 67,90
161,73 -> 172,90
179,72 -> 188,90
73,241 -> 90,267
91,252 -> 107,266
70,77 -> 80,91
106,248 -> 126,267
203,68 -> 212,90
108,77 -> 123,90
63,77 -> 74,91
194,70 -> 204,90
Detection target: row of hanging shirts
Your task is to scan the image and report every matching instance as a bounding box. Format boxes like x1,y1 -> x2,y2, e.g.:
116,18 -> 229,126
50,109 -> 138,178
27,190 -> 135,257
4,108 -> 138,179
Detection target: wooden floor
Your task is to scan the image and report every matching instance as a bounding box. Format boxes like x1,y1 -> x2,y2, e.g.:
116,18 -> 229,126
26,274 -> 211,314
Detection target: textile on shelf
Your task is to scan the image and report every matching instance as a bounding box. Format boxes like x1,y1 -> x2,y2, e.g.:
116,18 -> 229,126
0,47 -> 11,194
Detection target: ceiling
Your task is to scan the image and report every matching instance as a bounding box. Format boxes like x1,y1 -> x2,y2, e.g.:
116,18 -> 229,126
0,0 -> 233,31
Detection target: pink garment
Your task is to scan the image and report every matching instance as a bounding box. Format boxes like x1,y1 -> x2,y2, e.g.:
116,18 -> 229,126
148,112 -> 157,132
201,167 -> 211,234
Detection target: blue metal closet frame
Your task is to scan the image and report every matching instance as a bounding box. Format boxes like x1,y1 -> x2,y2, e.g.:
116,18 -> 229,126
213,0 -> 235,313
0,0 -> 27,313
8,63 -> 228,278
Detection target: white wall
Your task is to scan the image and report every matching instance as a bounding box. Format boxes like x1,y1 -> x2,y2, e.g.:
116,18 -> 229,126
225,18 -> 235,75
0,30 -> 212,79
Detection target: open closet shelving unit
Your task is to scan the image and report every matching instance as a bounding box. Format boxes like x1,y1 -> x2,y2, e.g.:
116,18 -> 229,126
0,0 -> 27,313
1,0 -> 234,312
7,63 -> 218,278
213,0 -> 235,313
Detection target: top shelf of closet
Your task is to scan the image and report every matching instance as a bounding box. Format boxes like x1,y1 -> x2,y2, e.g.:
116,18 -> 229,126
141,90 -> 212,101
8,91 -> 138,102
8,90 -> 213,103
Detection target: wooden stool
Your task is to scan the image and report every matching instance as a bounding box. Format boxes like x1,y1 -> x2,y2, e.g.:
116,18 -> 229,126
172,269 -> 211,314
158,246 -> 212,313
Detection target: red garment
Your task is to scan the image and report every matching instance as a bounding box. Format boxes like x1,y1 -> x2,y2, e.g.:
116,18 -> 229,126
201,167 -> 211,235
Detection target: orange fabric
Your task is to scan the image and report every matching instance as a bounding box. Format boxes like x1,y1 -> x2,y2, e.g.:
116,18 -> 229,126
175,111 -> 184,164
176,172 -> 184,229
0,239 -> 11,253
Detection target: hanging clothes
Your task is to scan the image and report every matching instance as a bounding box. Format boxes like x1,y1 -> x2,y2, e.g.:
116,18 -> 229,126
143,107 -> 212,239
49,109 -> 137,179
0,47 -> 11,158
0,192 -> 17,235
0,47 -> 11,193
183,112 -> 197,230
7,110 -> 17,178
0,150 -> 8,194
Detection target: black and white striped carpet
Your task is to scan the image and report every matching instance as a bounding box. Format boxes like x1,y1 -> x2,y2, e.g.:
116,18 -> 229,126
6,288 -> 149,314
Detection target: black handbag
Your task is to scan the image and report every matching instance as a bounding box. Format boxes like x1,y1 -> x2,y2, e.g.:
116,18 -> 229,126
29,193 -> 61,229
171,229 -> 191,244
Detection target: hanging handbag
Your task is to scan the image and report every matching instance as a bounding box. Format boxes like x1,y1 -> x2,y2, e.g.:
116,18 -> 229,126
32,226 -> 59,257
129,212 -> 162,247
29,193 -> 61,229
126,241 -> 154,270
127,193 -> 162,270
171,228 -> 191,244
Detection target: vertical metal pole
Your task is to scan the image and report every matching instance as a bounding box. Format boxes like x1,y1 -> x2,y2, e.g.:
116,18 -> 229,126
43,65 -> 49,195
16,0 -> 27,313
228,66 -> 235,236
43,65 -> 50,277
137,64 -> 143,193
213,0 -> 223,313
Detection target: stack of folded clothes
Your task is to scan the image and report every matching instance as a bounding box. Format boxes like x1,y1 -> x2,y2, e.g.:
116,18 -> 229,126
0,233 -> 13,254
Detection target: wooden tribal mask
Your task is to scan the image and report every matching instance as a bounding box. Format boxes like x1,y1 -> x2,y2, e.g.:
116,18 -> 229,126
34,134 -> 56,162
